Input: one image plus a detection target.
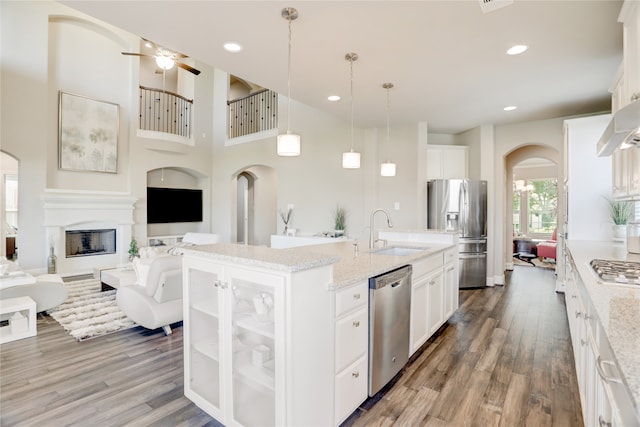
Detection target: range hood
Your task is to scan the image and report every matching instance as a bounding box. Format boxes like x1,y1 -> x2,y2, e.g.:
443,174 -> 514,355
596,99 -> 640,157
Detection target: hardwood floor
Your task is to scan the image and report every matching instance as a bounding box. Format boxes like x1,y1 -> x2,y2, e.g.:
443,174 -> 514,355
0,266 -> 583,426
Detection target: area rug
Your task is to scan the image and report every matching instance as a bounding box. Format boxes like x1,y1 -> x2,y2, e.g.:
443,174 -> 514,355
513,256 -> 556,270
47,278 -> 136,341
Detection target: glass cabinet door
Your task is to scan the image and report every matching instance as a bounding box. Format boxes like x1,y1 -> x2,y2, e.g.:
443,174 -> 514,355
226,267 -> 284,427
184,264 -> 224,413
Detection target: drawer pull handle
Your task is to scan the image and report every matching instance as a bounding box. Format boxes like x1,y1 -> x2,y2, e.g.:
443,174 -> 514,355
580,339 -> 587,347
429,280 -> 435,286
353,293 -> 361,300
596,356 -> 623,384
352,371 -> 359,378
353,320 -> 360,327
575,311 -> 582,319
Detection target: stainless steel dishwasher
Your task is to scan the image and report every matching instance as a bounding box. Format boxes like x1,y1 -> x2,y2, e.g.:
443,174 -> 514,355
368,264 -> 412,396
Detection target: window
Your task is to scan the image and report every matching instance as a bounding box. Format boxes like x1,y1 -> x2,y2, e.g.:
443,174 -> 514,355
514,177 -> 557,237
512,191 -> 521,235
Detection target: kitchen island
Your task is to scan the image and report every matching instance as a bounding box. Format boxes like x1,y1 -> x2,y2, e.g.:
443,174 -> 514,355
565,240 -> 640,426
180,235 -> 457,427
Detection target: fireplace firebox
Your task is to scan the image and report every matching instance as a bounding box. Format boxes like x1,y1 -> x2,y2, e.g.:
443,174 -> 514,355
65,229 -> 116,258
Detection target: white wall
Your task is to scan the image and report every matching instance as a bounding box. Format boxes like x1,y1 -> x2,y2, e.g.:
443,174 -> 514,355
565,114 -> 613,240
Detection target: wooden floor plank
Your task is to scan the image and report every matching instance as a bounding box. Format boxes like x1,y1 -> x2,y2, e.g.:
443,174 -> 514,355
498,372 -> 530,427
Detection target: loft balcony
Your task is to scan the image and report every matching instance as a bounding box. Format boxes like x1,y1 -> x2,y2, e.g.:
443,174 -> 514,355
138,86 -> 194,145
227,89 -> 278,140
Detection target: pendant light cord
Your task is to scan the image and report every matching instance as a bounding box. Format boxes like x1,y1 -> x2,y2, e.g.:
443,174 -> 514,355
286,12 -> 293,133
350,57 -> 354,151
386,86 -> 390,159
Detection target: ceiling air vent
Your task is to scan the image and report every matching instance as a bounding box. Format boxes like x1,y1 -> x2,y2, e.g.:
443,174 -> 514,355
479,0 -> 514,14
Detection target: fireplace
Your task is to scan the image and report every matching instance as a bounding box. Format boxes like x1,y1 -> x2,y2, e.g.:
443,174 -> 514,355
66,229 -> 116,258
42,190 -> 137,275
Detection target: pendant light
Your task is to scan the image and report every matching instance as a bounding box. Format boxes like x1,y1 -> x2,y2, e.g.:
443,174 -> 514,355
380,82 -> 396,177
277,7 -> 301,156
342,52 -> 361,169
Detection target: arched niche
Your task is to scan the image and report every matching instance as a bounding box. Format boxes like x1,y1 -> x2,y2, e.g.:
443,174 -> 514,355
145,167 -> 210,241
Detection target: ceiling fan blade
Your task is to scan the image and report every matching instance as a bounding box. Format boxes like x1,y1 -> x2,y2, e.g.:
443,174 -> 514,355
176,61 -> 201,76
121,52 -> 152,58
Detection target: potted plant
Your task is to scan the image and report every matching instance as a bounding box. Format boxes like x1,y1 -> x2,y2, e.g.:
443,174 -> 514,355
606,198 -> 633,240
333,205 -> 346,237
128,238 -> 140,261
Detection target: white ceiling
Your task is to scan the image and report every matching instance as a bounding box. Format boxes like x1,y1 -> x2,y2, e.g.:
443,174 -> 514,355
60,0 -> 624,134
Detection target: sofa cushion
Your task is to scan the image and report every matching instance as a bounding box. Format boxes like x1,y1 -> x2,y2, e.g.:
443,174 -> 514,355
145,255 -> 183,297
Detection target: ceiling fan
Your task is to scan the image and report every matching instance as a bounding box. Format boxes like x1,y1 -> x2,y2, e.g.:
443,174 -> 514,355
121,38 -> 201,76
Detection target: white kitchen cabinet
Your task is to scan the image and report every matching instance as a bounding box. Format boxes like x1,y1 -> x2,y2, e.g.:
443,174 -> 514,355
410,252 -> 453,354
443,248 -> 458,319
333,281 -> 368,426
410,278 -> 428,354
563,250 -> 630,427
611,145 -> 640,200
183,257 -> 284,425
620,0 -> 640,109
426,145 -> 468,180
183,254 -> 335,427
607,1 -> 640,201
426,270 -> 444,336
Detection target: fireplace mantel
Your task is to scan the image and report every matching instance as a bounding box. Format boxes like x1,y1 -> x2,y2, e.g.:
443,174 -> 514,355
42,190 -> 138,276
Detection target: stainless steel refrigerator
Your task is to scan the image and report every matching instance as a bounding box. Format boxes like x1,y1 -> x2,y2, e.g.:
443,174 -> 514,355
427,179 -> 487,289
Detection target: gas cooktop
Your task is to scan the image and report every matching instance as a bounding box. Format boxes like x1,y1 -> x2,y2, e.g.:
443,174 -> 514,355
589,259 -> 640,286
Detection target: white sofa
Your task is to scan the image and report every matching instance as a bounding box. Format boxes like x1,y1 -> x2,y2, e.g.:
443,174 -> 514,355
1,273 -> 68,314
116,232 -> 219,335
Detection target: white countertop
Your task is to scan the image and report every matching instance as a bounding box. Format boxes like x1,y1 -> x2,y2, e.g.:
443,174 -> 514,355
180,240 -> 454,289
566,240 -> 640,412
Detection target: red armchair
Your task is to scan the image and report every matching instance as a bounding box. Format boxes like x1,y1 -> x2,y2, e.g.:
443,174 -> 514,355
537,228 -> 557,262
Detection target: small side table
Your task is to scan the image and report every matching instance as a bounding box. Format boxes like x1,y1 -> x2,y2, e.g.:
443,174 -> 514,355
100,268 -> 137,291
0,296 -> 36,344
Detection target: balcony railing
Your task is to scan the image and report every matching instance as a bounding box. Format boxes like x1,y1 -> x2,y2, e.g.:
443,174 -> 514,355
139,86 -> 193,139
227,89 -> 278,139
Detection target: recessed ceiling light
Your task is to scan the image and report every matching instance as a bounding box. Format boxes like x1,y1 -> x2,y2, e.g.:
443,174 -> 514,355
507,45 -> 528,55
223,42 -> 242,53
504,106 -> 517,111
328,95 -> 340,102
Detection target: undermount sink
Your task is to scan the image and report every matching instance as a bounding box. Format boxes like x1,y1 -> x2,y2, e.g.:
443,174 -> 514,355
372,246 -> 427,256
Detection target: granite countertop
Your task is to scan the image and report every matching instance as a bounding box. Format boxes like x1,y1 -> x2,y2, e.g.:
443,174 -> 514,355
180,240 -> 454,289
566,240 -> 640,414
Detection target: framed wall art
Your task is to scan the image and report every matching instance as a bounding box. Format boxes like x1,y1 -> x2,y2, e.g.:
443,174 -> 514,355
58,91 -> 119,173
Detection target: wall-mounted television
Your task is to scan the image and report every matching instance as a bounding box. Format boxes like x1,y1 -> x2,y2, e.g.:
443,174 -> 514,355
147,187 -> 203,224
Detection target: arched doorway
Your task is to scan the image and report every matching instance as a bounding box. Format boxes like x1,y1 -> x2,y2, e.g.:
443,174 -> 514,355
504,145 -> 559,270
236,172 -> 254,245
1,152 -> 19,261
231,165 -> 277,246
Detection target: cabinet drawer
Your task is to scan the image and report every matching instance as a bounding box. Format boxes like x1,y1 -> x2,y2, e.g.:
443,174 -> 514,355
335,281 -> 367,317
335,355 -> 368,426
335,307 -> 368,373
412,254 -> 443,278
444,248 -> 456,265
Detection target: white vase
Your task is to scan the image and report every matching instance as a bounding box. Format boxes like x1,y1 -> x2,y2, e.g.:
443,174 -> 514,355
613,224 -> 627,241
